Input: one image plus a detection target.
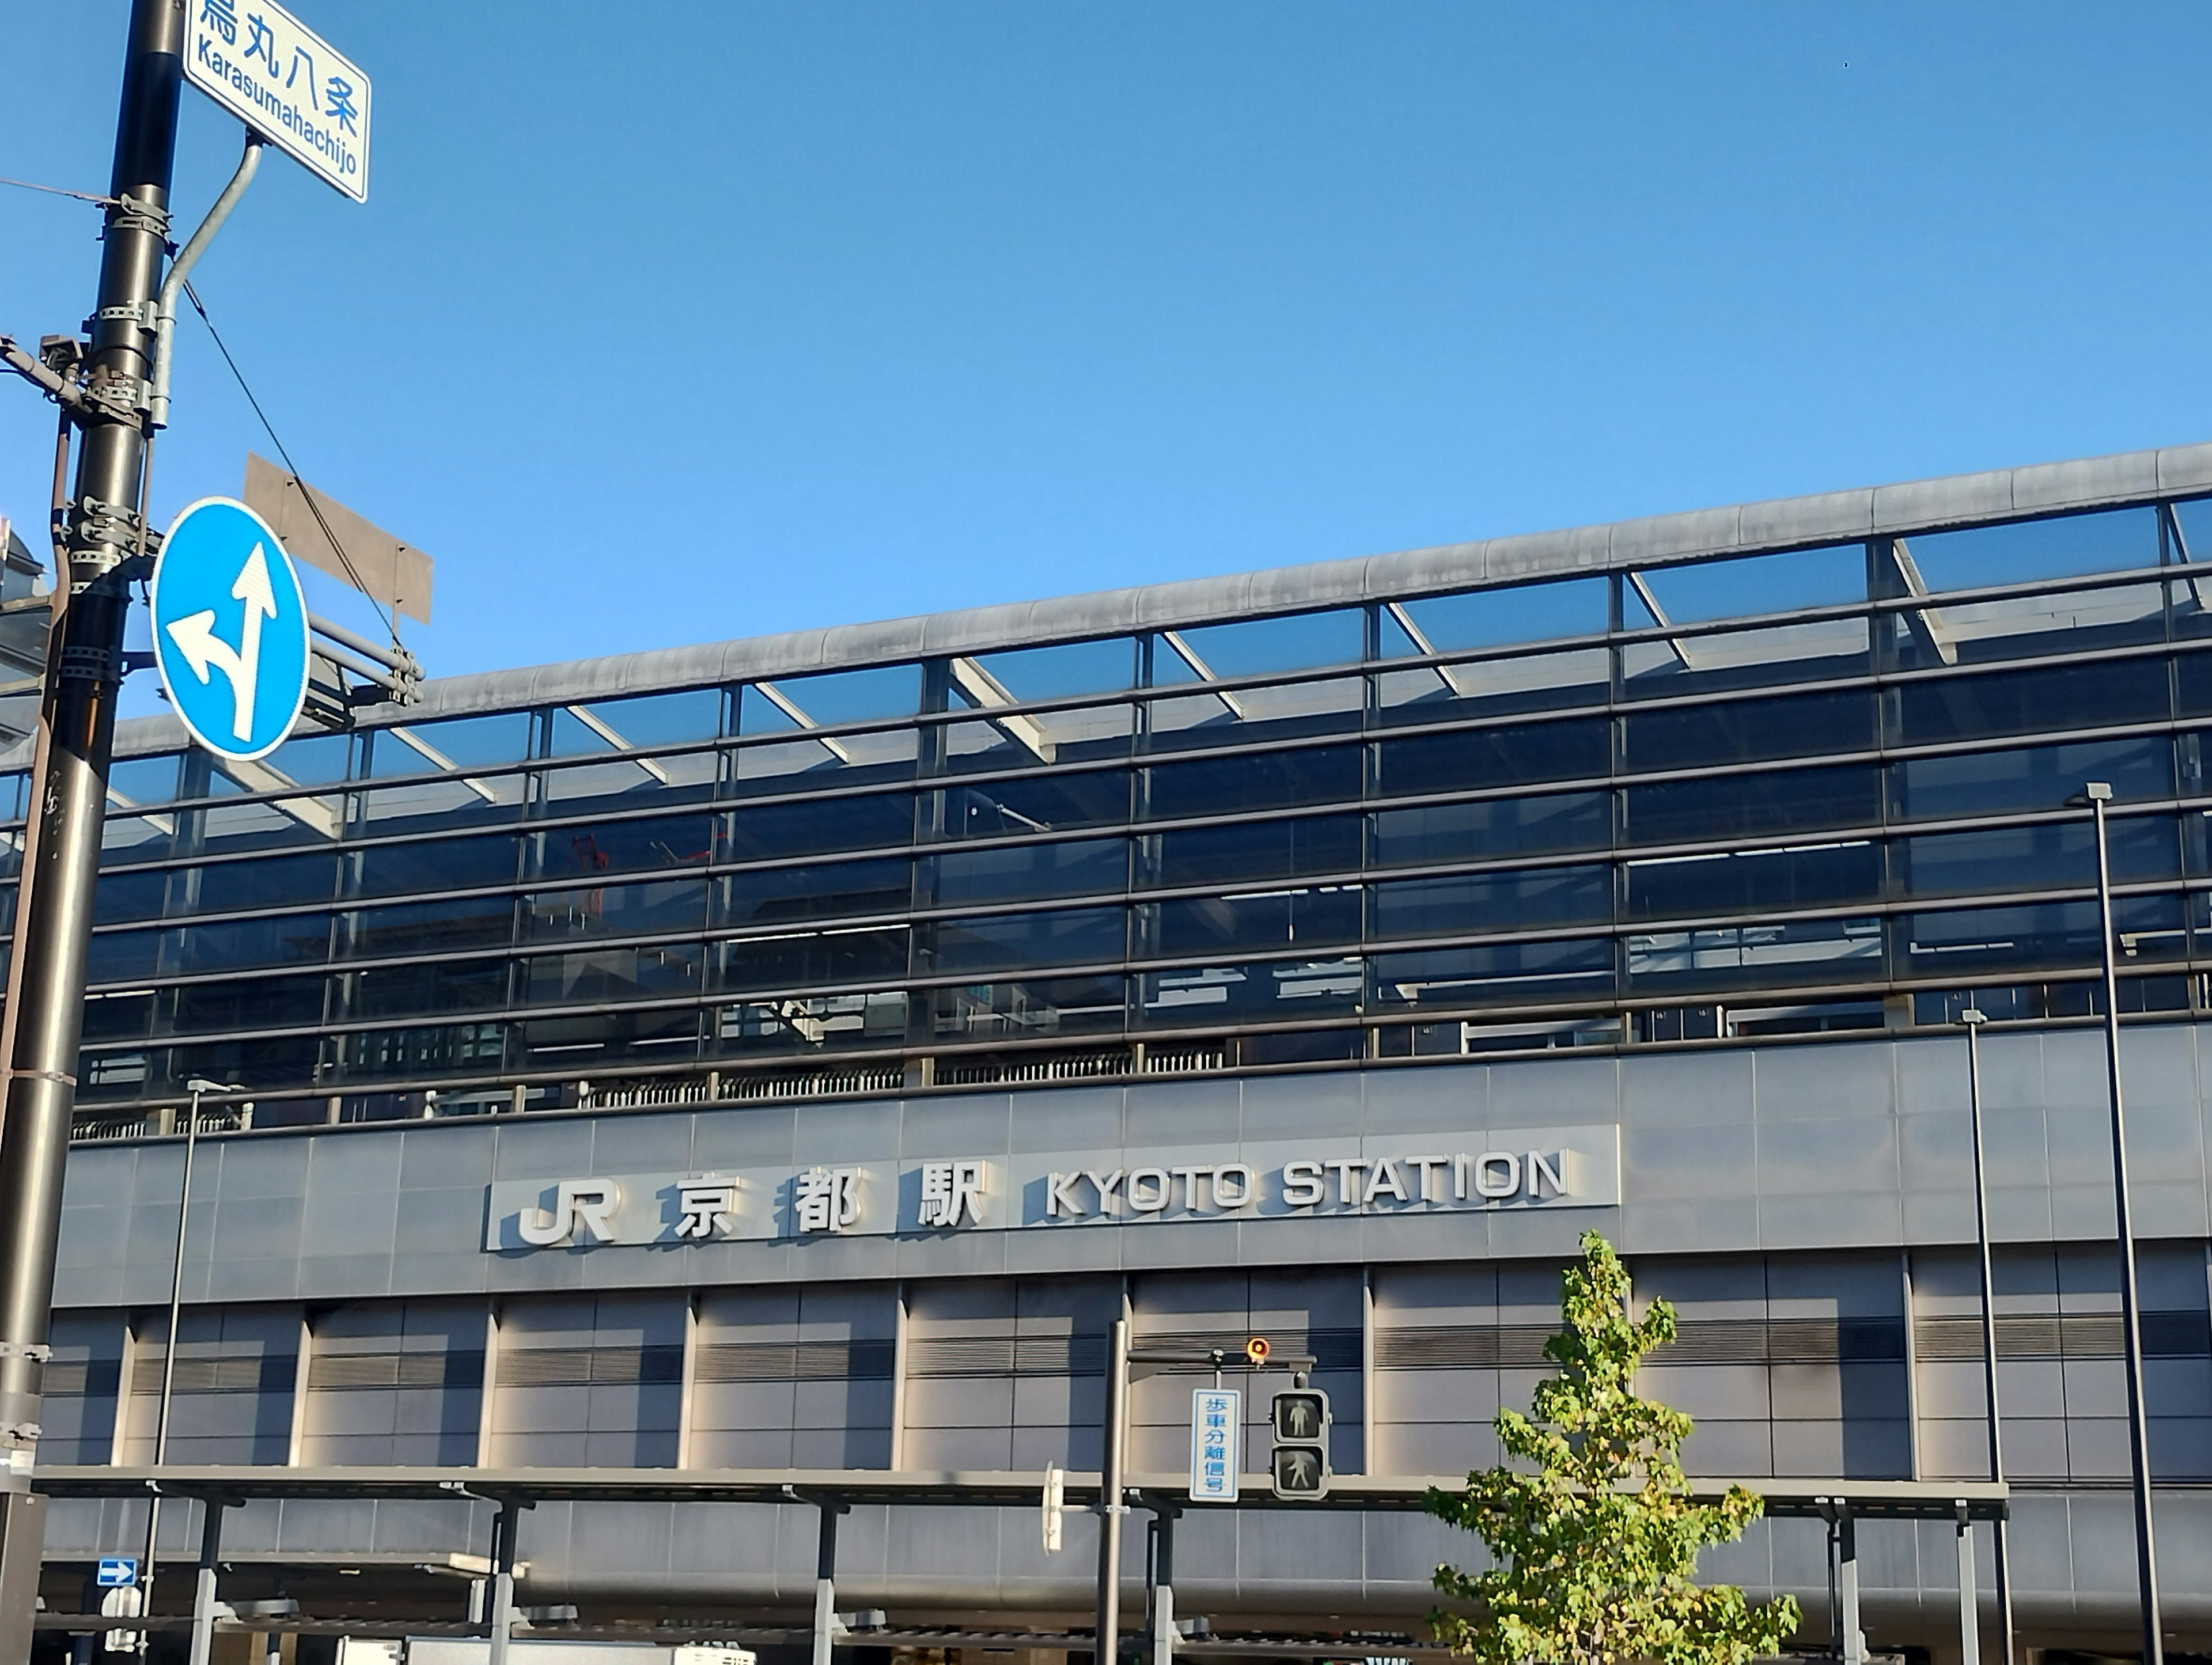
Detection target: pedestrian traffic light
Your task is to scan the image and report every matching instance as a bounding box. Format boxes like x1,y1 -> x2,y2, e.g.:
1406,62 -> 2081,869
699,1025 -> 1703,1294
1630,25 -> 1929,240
1270,1386 -> 1330,1499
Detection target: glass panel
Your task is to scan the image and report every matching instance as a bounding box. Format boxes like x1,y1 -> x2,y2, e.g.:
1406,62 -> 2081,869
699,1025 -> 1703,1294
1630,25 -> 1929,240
722,792 -> 914,860
1369,939 -> 1613,1008
1142,677 -> 1363,751
176,852 -> 339,915
354,773 -> 527,836
362,714 -> 532,779
1144,745 -> 1361,820
967,639 -> 1136,702
1625,916 -> 1884,991
1623,841 -> 1882,921
81,990 -> 153,1043
1370,792 -> 1612,868
1370,866 -> 1612,939
522,878 -> 706,941
166,973 -> 327,1036
107,755 -> 181,808
1892,658 -> 2170,746
535,751 -> 719,810
164,1035 -> 325,1094
249,732 -> 353,787
1901,894 -> 2186,974
94,867 -> 169,926
1889,738 -> 2172,822
1620,616 -> 1870,699
1385,578 -> 1608,655
1622,764 -> 1883,845
193,794 -> 346,856
718,926 -> 910,993
344,958 -> 510,1022
349,833 -> 521,898
0,773 -> 26,824
929,974 -> 1127,1043
522,943 -> 707,1006
1882,578 -> 2166,673
1900,506 -> 2160,593
346,895 -> 516,958
719,858 -> 911,930
544,689 -> 725,757
1373,647 -> 1611,723
1635,544 -> 1866,624
85,928 -> 164,985
1135,956 -> 1363,1027
940,704 -> 1135,774
935,772 -> 1129,840
1139,886 -> 1362,959
1900,817 -> 2180,897
1145,816 -> 1362,888
927,907 -> 1126,976
179,913 -> 333,973
927,839 -> 1124,907
515,1008 -> 702,1068
740,664 -> 920,734
1621,690 -> 1875,773
528,813 -> 715,880
1372,717 -> 1608,797
334,1021 -> 508,1082
725,725 -> 919,795
101,814 -> 172,867
713,989 -> 909,1056
1158,609 -> 1363,682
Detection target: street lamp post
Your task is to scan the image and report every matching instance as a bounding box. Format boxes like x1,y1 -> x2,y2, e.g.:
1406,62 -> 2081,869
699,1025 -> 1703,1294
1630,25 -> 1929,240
135,1078 -> 237,1658
2069,782 -> 2162,1665
1959,1009 -> 2014,1665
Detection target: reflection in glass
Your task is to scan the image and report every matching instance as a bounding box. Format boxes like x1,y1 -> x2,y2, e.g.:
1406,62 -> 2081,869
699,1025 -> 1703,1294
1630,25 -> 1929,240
718,926 -> 910,993
739,664 -> 919,733
1160,609 -> 1363,682
1626,917 -> 1882,989
1146,816 -> 1361,888
1623,765 -> 1881,845
1385,578 -> 1608,656
524,878 -> 706,941
714,989 -> 908,1055
546,689 -> 724,757
1143,678 -> 1363,752
930,974 -> 1127,1042
1889,738 -> 2172,822
1373,718 -> 1607,796
1145,745 -> 1361,820
529,813 -> 714,879
720,859 -> 911,928
725,729 -> 919,796
347,895 -> 514,958
523,943 -> 706,1006
1141,887 -> 1362,958
1137,957 -> 1362,1026
1623,843 -> 1881,921
1372,867 -> 1612,938
1899,818 -> 2179,898
349,833 -> 520,898
968,638 -> 1136,702
1370,940 -> 1612,1008
179,913 -> 332,972
929,907 -> 1125,975
722,793 -> 914,860
363,714 -> 532,779
166,973 -> 327,1035
1622,691 -> 1874,773
1902,894 -> 2187,974
1891,659 -> 2169,746
345,957 -> 510,1021
927,839 -> 1124,907
936,772 -> 1128,840
334,1022 -> 509,1081
1370,793 -> 1611,867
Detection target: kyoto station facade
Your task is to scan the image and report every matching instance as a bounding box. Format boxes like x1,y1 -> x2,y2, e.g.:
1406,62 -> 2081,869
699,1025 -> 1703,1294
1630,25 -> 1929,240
25,441 -> 2212,1658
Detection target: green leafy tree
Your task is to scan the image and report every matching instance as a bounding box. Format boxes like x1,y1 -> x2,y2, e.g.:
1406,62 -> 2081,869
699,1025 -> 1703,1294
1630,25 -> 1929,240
1426,1230 -> 1800,1665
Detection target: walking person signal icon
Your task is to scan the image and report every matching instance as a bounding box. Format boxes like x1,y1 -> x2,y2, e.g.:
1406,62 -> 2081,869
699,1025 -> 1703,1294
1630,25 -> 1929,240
151,497 -> 311,762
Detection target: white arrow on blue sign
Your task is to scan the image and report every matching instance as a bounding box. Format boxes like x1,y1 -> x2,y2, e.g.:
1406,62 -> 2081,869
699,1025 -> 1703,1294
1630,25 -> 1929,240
151,498 -> 311,763
95,1555 -> 138,1588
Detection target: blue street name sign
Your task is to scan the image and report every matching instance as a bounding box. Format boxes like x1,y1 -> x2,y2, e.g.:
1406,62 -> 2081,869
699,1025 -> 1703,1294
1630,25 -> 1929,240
96,1556 -> 138,1588
152,497 -> 311,764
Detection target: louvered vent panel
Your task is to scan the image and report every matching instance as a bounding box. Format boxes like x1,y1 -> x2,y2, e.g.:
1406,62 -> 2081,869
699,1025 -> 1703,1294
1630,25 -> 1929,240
1912,1310 -> 2207,1361
130,1352 -> 294,1394
310,1350 -> 486,1391
691,1340 -> 895,1383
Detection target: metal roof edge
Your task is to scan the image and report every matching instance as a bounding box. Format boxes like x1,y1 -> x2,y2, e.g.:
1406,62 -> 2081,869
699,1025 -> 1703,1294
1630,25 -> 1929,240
65,437 -> 2212,760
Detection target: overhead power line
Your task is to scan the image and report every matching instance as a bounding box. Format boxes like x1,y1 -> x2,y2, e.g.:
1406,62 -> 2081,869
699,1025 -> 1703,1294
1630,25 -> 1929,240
179,278 -> 404,650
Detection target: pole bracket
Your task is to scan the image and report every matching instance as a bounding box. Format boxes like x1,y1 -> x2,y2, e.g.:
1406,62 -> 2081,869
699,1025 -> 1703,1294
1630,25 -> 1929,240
0,1346 -> 50,1365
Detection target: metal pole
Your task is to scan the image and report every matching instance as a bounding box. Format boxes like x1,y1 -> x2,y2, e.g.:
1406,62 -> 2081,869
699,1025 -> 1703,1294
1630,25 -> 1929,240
138,1083 -> 202,1655
1838,1514 -> 1862,1665
2083,783 -> 2165,1665
1956,1511 -> 1978,1665
185,1498 -> 227,1665
1961,1012 -> 2016,1665
811,1498 -> 847,1665
487,1500 -> 527,1665
1096,1317 -> 1130,1665
1151,1505 -> 1177,1665
0,0 -> 182,1630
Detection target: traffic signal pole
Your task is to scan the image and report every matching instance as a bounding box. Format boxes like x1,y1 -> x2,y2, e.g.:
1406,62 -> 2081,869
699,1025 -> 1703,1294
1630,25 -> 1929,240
0,0 -> 183,1633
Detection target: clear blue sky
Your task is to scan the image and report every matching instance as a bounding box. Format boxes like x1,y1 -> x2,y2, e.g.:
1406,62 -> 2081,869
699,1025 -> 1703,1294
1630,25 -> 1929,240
3,3 -> 2210,718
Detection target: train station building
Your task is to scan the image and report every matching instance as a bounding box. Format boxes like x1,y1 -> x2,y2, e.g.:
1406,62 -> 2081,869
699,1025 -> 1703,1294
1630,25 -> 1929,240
24,442 -> 2212,1656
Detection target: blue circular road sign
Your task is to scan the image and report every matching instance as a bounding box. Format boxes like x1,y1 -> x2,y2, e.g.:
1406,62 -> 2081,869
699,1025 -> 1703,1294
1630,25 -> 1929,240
151,497 -> 311,762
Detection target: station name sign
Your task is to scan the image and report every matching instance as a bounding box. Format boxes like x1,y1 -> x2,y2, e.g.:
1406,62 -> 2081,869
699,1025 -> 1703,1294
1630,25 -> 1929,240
483,1124 -> 1621,1251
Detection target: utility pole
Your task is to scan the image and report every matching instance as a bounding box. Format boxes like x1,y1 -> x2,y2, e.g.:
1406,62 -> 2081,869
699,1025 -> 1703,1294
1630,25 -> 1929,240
0,0 -> 184,1637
